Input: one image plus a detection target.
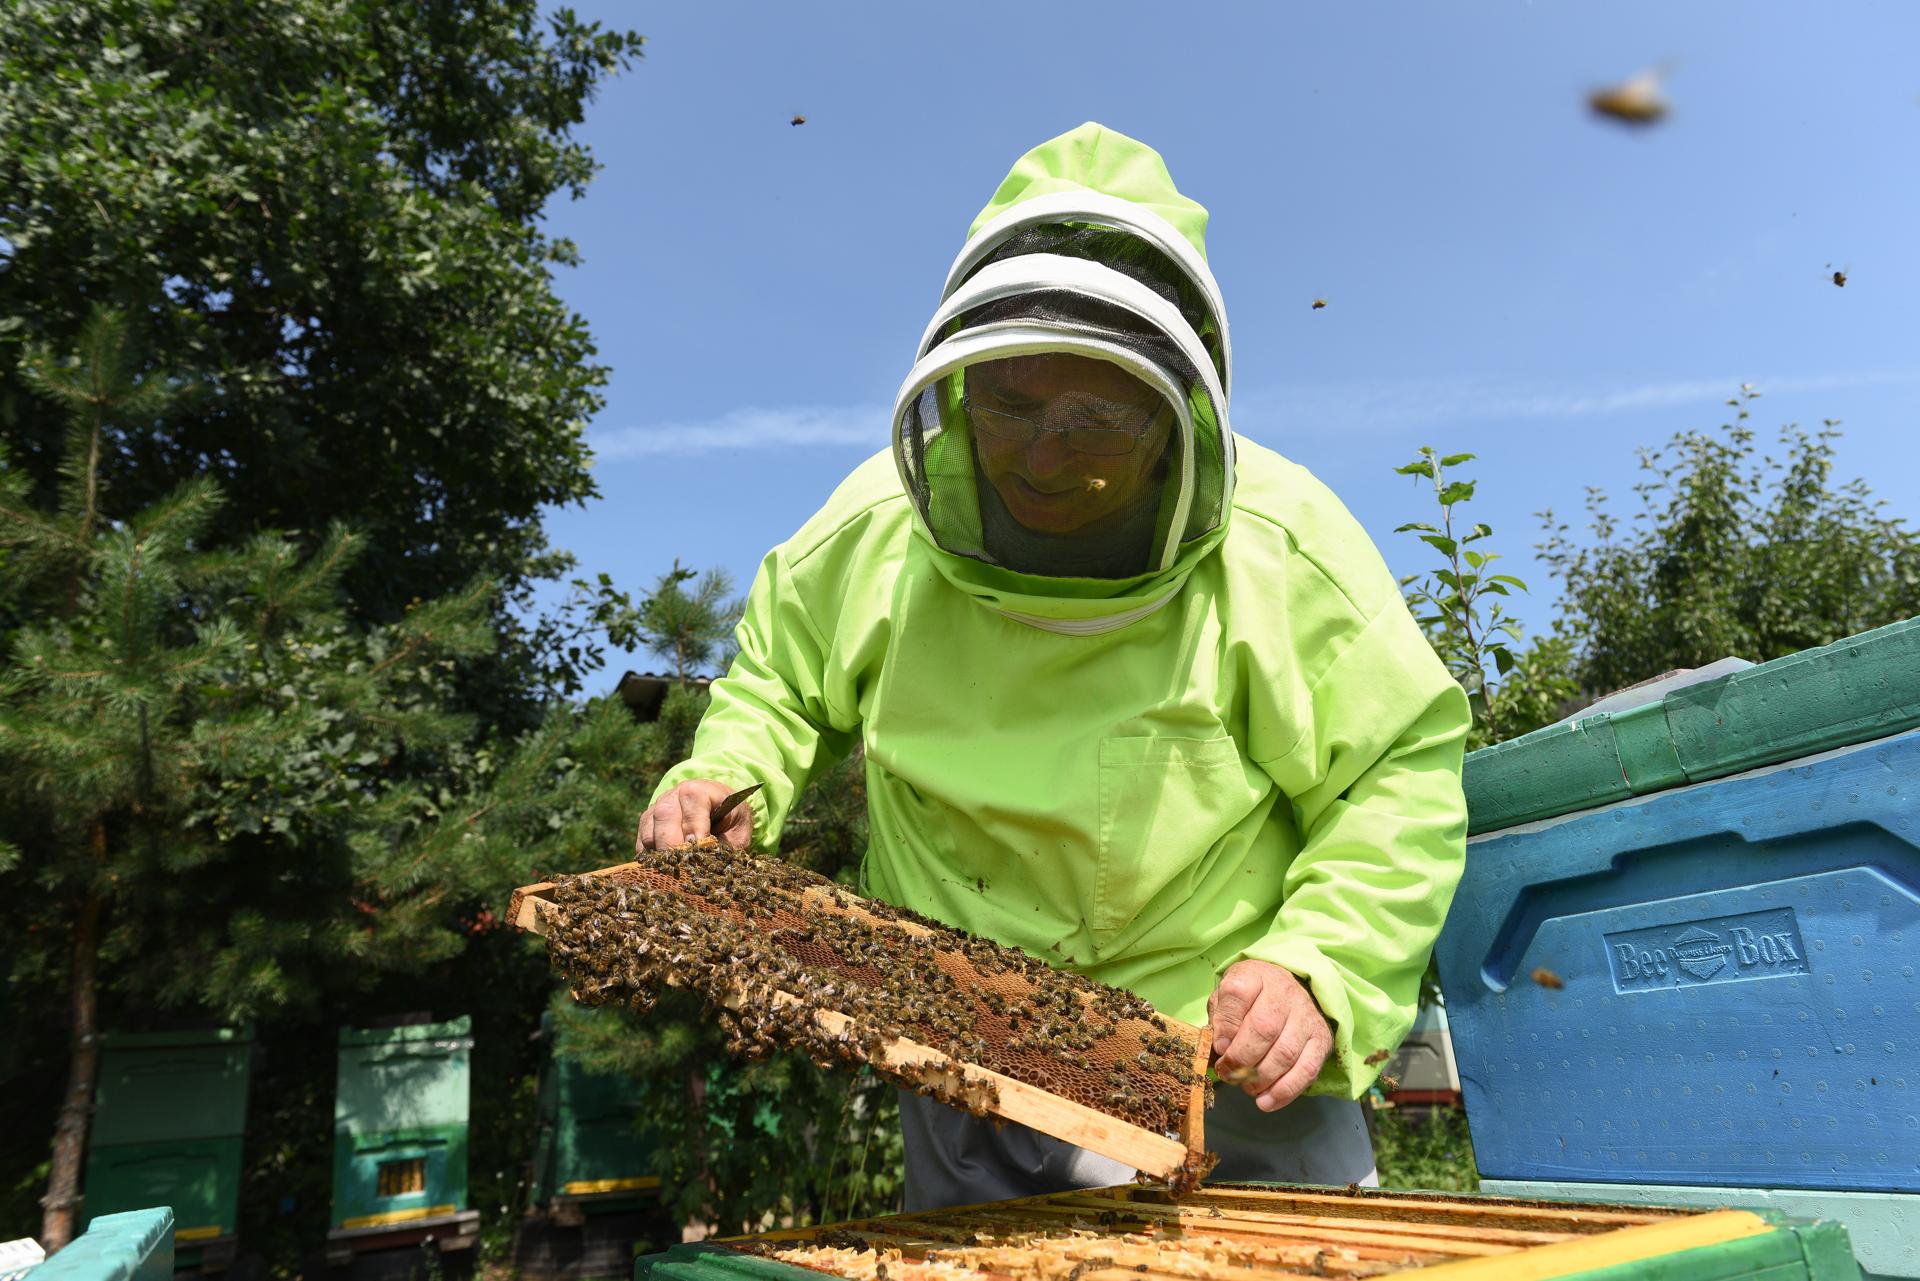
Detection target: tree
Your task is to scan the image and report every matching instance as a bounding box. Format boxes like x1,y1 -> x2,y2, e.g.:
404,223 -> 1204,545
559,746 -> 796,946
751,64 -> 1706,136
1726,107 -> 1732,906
1397,387 -> 1920,756
0,0 -> 642,712
0,309 -> 517,1250
629,561 -> 744,685
1539,385 -> 1920,698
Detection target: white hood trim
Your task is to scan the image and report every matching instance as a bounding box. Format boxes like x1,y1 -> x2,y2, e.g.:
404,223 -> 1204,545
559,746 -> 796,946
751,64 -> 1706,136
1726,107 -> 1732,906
941,191 -> 1233,398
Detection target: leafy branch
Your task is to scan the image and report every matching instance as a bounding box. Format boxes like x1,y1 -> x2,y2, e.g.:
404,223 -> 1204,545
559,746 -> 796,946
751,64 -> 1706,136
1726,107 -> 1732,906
1394,447 -> 1529,743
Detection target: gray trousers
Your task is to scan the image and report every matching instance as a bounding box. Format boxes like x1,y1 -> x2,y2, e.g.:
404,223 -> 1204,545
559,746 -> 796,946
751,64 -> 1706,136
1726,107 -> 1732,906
898,1085 -> 1378,1212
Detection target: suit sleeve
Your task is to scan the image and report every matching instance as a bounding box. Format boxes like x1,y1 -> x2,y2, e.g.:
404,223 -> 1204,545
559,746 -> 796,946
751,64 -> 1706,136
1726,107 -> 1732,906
649,546 -> 858,851
1237,601 -> 1471,1098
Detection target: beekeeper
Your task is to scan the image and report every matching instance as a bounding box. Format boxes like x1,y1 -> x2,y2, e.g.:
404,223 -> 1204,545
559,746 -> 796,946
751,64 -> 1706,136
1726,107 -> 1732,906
637,122 -> 1470,1208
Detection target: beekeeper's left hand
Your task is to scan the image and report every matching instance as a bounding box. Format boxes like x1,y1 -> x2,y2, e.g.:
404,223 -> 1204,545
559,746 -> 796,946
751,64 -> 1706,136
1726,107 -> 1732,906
1207,959 -> 1332,1111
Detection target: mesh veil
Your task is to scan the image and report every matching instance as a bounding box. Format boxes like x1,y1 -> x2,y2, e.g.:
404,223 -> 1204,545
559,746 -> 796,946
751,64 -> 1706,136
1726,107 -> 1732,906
894,228 -> 1232,583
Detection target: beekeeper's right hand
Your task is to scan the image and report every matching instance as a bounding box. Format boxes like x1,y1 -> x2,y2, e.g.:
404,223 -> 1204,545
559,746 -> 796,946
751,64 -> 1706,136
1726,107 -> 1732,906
637,778 -> 754,852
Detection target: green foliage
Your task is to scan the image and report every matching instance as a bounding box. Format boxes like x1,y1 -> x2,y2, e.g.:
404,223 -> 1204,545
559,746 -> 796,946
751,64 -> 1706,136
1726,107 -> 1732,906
1394,447 -> 1533,746
1395,387 -> 1918,753
1540,385 -> 1920,697
555,998 -> 904,1235
0,0 -> 650,1254
0,0 -> 642,710
0,308 -> 558,1246
0,308 -> 517,1010
520,673 -> 896,1235
631,560 -> 745,684
535,561 -> 745,695
1369,1105 -> 1479,1193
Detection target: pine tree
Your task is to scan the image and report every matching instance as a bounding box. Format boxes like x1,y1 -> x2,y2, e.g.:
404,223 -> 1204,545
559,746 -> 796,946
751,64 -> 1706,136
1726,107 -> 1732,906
0,309 -> 505,1250
629,562 -> 743,685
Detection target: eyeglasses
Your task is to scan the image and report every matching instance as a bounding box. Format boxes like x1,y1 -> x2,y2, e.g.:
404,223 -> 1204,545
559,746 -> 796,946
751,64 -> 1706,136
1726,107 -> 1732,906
964,389 -> 1165,457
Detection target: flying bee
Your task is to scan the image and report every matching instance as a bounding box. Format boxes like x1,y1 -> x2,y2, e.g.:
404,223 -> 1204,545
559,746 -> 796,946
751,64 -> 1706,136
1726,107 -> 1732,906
1825,262 -> 1849,287
1311,299 -> 1326,310
1379,1073 -> 1400,1091
1588,65 -> 1671,126
790,115 -> 807,127
1531,966 -> 1566,990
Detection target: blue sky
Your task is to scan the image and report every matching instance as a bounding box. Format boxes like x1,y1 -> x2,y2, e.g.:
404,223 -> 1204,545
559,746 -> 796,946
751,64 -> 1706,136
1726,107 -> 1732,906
530,2 -> 1920,690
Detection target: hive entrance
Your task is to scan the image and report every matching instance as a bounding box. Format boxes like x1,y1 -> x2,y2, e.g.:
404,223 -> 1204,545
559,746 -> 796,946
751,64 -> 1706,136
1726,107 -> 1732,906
509,841 -> 1214,1190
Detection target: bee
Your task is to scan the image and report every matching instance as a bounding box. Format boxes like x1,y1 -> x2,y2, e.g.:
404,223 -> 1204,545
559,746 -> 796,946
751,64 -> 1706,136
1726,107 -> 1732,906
1588,66 -> 1670,126
1310,299 -> 1326,310
1826,263 -> 1848,287
1379,1073 -> 1400,1091
1363,1048 -> 1393,1066
1531,966 -> 1566,990
790,115 -> 807,127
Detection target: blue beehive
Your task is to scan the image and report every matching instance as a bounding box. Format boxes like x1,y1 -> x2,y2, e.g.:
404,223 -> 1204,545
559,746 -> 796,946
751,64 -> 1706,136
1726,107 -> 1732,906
1438,618 -> 1920,1281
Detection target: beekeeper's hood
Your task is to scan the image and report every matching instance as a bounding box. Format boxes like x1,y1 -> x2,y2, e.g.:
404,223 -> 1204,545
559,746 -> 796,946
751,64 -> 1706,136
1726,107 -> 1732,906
892,122 -> 1235,634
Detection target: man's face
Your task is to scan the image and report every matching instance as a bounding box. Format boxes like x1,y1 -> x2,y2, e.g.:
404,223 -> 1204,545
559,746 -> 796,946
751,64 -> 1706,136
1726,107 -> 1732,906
968,354 -> 1173,536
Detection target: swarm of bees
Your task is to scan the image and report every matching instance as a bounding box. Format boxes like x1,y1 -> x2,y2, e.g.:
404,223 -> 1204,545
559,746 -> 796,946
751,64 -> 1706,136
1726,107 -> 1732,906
542,839 -> 1202,1137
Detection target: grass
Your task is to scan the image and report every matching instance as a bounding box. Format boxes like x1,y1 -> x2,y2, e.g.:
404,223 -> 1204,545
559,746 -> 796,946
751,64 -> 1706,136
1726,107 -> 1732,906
1369,1103 -> 1480,1193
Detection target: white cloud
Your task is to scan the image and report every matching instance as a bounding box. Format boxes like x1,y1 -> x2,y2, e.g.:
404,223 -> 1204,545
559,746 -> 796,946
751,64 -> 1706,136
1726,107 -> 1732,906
1235,369 -> 1915,443
588,368 -> 1914,459
589,404 -> 887,458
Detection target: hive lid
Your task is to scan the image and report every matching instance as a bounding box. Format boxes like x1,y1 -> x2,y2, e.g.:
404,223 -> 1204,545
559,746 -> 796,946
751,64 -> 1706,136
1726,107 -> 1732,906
1465,615 -> 1920,835
98,1026 -> 251,1050
337,1016 -> 473,1049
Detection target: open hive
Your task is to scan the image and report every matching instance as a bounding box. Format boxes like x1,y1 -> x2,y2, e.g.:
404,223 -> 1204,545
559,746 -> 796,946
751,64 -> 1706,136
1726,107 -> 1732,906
509,841 -> 1214,1189
683,1184 -> 1816,1281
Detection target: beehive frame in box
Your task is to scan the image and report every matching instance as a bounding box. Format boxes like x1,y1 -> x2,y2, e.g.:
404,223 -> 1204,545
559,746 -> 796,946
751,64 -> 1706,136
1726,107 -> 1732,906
646,1183 -> 1859,1281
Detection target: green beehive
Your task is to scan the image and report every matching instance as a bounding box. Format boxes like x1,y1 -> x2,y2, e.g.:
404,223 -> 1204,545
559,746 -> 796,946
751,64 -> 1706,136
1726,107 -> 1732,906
327,1018 -> 479,1259
83,1028 -> 252,1267
530,1023 -> 659,1214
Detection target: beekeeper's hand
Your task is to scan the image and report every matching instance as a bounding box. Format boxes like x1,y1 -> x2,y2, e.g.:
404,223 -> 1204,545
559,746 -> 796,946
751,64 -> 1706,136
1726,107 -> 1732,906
637,779 -> 754,852
1207,959 -> 1332,1111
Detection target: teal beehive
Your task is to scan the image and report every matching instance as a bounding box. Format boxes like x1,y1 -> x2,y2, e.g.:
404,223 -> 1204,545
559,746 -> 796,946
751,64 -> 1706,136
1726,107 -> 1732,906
82,1028 -> 252,1269
326,1018 -> 479,1263
1439,618 -> 1920,1281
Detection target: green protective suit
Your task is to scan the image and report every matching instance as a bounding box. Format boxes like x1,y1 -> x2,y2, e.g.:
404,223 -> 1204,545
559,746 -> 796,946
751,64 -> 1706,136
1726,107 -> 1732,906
652,123 -> 1470,1098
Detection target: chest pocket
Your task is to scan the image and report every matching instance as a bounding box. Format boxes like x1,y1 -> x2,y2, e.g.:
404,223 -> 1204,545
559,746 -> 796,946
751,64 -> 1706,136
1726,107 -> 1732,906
1094,734 -> 1257,942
